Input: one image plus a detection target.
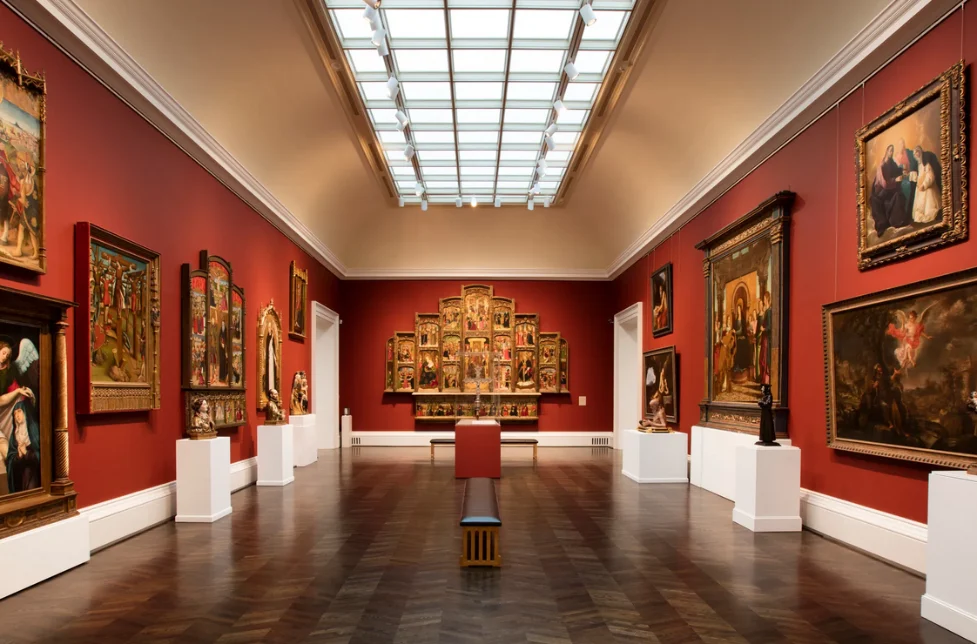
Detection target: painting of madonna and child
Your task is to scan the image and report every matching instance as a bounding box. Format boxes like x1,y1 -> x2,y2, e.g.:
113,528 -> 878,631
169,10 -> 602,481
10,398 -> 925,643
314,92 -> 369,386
0,323 -> 42,498
823,269 -> 977,468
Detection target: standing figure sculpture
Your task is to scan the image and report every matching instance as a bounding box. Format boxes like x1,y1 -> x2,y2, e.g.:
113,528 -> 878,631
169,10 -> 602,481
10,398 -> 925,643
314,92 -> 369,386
755,383 -> 779,446
290,371 -> 309,415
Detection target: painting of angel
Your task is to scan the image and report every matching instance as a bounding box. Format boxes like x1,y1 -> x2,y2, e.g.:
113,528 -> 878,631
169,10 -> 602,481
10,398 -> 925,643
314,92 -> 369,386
0,327 -> 41,497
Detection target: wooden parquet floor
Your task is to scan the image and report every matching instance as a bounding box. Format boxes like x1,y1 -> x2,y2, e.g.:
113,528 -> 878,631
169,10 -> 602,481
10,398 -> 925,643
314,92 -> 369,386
0,447 -> 964,644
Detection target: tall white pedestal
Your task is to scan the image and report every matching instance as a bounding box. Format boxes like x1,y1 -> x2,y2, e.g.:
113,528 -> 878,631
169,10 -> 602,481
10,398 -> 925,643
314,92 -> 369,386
732,445 -> 801,532
341,414 -> 353,448
176,437 -> 232,522
921,471 -> 977,642
292,414 -> 318,467
690,425 -> 792,500
621,429 -> 689,483
0,514 -> 90,599
258,424 -> 294,487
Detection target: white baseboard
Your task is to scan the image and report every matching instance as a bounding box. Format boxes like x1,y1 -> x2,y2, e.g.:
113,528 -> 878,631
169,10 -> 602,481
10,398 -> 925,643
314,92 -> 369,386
622,470 -> 687,484
350,430 -> 613,447
921,594 -> 977,642
81,456 -> 258,552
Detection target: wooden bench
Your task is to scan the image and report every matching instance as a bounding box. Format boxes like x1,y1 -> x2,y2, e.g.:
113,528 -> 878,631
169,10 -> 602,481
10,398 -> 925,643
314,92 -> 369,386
460,478 -> 502,567
430,437 -> 538,461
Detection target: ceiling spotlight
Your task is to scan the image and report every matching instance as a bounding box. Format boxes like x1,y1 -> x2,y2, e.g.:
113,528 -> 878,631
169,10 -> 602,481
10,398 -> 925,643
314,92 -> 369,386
403,144 -> 415,161
553,99 -> 567,116
377,40 -> 390,57
545,135 -> 556,152
361,0 -> 379,7
470,196 -> 478,208
371,26 -> 386,47
363,5 -> 377,24
537,159 -> 548,176
386,76 -> 399,100
544,196 -> 552,208
455,196 -> 463,208
527,198 -> 535,211
415,181 -> 424,197
564,62 -> 580,81
395,110 -> 409,130
494,196 -> 502,208
580,2 -> 597,27
530,182 -> 541,195
421,199 -> 428,211
398,196 -> 405,207
545,123 -> 558,136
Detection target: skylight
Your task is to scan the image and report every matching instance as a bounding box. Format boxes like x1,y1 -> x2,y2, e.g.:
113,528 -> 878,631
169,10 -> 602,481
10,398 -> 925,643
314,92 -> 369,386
324,0 -> 636,206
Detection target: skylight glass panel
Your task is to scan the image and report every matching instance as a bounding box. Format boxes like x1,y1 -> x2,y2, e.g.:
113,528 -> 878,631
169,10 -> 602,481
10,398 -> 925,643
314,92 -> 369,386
450,10 -> 510,39
512,10 -> 575,40
371,109 -> 399,124
453,50 -> 507,73
506,82 -> 558,101
460,166 -> 496,175
552,131 -> 579,146
572,50 -> 611,75
384,9 -> 446,39
378,131 -> 408,145
395,50 -> 450,73
413,131 -> 456,144
462,181 -> 495,190
500,150 -> 539,161
426,181 -> 459,190
504,108 -> 550,124
457,109 -> 501,124
454,83 -> 504,100
582,11 -> 627,41
497,181 -> 530,191
458,131 -> 500,144
557,109 -> 588,125
391,166 -> 417,177
360,82 -> 394,102
401,82 -> 452,101
348,49 -> 387,74
423,166 -> 459,176
502,131 -> 543,145
418,150 -> 457,161
460,150 -> 498,161
409,108 -> 454,124
331,10 -> 374,40
509,50 -> 566,74
563,82 -> 600,103
545,150 -> 571,162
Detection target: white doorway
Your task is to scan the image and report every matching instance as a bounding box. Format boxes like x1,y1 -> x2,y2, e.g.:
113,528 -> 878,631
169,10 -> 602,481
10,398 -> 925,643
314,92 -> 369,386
311,301 -> 340,449
613,302 -> 642,450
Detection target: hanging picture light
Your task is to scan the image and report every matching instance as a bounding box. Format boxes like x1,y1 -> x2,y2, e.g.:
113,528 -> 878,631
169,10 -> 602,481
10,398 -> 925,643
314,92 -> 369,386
537,159 -> 548,176
363,5 -> 377,25
579,3 -> 598,27
398,196 -> 405,207
543,196 -> 552,208
530,182 -> 541,195
545,135 -> 556,152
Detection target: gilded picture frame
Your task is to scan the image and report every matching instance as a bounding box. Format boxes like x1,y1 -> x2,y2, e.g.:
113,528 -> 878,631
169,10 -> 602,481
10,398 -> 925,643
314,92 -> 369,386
855,62 -> 967,270
74,223 -> 160,414
256,301 -> 283,411
289,260 -> 308,340
651,262 -> 673,337
823,267 -> 977,469
0,43 -> 46,274
643,346 -> 678,424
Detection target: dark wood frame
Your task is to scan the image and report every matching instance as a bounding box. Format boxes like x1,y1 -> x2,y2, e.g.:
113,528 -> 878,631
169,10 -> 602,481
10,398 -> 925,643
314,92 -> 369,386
822,266 -> 977,469
643,345 -> 678,424
74,223 -> 160,414
288,260 -> 308,340
0,286 -> 76,539
696,191 -> 794,437
0,44 -> 47,274
855,62 -> 967,270
651,262 -> 673,338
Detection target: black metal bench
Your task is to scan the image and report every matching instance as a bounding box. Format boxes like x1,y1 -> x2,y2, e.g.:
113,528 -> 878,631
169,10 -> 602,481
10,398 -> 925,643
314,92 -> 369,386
460,478 -> 502,567
430,437 -> 538,461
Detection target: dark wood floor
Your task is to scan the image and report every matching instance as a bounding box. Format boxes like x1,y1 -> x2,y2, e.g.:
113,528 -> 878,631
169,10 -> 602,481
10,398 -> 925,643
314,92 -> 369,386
0,447 -> 963,644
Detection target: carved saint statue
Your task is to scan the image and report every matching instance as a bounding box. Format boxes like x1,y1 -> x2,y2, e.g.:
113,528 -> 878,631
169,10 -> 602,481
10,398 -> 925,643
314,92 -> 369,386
265,388 -> 285,425
188,397 -> 217,440
290,371 -> 309,416
755,383 -> 779,446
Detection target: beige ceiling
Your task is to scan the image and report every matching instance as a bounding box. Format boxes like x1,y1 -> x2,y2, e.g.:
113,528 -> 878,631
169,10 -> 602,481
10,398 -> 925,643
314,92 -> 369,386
74,0 -> 891,275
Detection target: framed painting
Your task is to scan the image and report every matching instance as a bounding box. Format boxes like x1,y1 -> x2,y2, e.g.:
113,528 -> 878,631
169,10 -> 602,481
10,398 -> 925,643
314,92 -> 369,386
442,363 -> 461,392
0,286 -> 76,539
256,301 -> 283,411
823,267 -> 977,469
651,262 -> 673,337
697,191 -> 794,436
418,349 -> 439,390
0,45 -> 46,274
75,223 -> 161,414
559,338 -> 569,393
395,331 -> 416,392
288,261 -> 308,340
384,337 -> 395,392
539,332 -> 559,393
644,346 -> 678,424
856,62 -> 967,270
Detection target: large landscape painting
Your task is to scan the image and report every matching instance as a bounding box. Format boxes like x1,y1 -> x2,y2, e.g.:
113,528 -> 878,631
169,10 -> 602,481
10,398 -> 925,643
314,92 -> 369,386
823,268 -> 977,468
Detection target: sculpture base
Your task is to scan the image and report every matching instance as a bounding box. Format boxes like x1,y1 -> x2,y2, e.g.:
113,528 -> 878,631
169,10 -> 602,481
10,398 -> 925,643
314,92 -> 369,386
968,464 -> 977,476
455,419 -> 501,479
754,440 -> 781,447
622,429 -> 688,483
732,445 -> 801,532
188,431 -> 217,441
0,514 -> 89,600
257,424 -> 295,486
292,414 -> 318,467
176,437 -> 232,522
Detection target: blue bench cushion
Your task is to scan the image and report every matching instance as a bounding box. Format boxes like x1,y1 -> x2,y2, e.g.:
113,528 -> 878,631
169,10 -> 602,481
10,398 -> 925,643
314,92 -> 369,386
460,478 -> 501,526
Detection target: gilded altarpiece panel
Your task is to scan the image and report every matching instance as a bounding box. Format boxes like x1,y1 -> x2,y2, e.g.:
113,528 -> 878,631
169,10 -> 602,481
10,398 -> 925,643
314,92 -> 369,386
415,314 -> 440,391
538,332 -> 560,393
514,313 -> 539,391
462,285 -> 492,392
492,297 -> 514,392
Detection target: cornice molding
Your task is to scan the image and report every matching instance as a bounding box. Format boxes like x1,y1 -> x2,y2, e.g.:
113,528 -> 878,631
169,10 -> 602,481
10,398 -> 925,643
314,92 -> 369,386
343,267 -> 609,281
606,0 -> 960,279
3,0 -> 348,277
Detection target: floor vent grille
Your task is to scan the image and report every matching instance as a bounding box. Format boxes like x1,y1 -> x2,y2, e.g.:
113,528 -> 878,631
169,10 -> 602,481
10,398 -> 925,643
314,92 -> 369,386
591,437 -> 611,447
351,436 -> 362,446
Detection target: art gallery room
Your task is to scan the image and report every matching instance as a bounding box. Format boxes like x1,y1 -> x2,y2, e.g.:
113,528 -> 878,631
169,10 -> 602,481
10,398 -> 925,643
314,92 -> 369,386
6,0 -> 977,642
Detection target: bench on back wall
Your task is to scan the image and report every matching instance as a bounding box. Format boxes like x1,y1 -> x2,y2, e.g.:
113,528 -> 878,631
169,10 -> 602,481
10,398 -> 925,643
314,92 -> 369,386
460,477 -> 502,568
430,437 -> 538,461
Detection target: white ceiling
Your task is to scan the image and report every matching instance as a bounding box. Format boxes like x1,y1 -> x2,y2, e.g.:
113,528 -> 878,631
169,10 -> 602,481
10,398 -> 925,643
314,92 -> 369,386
70,0 -> 895,276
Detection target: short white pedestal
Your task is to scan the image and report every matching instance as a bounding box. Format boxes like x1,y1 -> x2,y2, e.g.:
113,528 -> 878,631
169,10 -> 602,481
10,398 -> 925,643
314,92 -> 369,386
0,514 -> 90,599
258,424 -> 294,487
341,414 -> 353,448
621,430 -> 689,483
292,414 -> 318,467
732,445 -> 801,532
921,470 -> 977,642
176,437 -> 232,523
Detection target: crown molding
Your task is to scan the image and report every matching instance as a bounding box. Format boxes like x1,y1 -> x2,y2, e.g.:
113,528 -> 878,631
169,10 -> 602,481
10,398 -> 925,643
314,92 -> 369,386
344,267 -> 609,281
3,0 -> 347,278
606,0 -> 961,280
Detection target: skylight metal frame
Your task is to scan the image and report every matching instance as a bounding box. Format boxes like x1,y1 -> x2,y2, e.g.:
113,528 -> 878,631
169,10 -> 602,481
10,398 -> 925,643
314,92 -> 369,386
305,0 -> 655,207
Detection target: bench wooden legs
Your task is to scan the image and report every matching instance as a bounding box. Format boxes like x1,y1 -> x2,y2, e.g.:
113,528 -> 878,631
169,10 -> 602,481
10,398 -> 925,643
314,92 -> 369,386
430,443 -> 434,460
460,526 -> 502,567
533,444 -> 537,462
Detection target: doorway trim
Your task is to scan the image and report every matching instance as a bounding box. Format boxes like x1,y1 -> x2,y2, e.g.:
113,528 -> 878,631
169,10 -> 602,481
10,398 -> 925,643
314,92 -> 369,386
613,302 -> 643,450
311,301 -> 340,449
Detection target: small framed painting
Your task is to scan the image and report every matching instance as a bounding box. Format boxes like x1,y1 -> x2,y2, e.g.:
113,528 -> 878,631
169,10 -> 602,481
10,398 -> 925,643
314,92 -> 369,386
289,261 -> 308,340
643,346 -> 678,424
651,262 -> 673,337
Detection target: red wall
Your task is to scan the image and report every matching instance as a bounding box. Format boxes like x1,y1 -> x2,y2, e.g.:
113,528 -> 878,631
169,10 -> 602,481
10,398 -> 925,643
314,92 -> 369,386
340,280 -> 613,431
0,5 -> 341,508
614,10 -> 977,523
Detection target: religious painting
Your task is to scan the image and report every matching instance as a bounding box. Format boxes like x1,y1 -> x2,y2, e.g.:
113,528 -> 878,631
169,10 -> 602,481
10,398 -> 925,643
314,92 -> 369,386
0,45 -> 46,274
539,333 -> 559,367
396,365 -> 415,392
539,367 -> 558,393
493,362 -> 512,392
644,346 -> 678,424
442,363 -> 460,392
384,337 -> 395,392
440,297 -> 462,333
492,297 -> 514,331
516,350 -> 536,390
559,339 -> 569,392
823,267 -> 977,469
464,285 -> 492,333
397,335 -> 415,364
514,314 -> 538,348
493,334 -> 513,364
442,334 -> 460,361
75,224 -> 161,414
418,350 -> 439,390
698,192 -> 793,436
188,275 -> 207,386
207,259 -> 231,387
856,62 -> 967,270
651,262 -> 673,337
230,287 -> 245,387
416,313 -> 439,349
288,261 -> 308,340
0,286 -> 76,539
463,353 -> 489,390
256,302 -> 283,412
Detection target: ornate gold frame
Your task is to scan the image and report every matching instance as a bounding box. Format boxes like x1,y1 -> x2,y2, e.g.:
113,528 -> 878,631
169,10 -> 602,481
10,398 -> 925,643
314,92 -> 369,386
855,61 -> 968,270
288,261 -> 308,341
256,301 -> 283,410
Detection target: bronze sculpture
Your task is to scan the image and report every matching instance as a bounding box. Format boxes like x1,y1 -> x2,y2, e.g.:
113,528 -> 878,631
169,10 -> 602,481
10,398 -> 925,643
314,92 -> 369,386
755,383 -> 780,446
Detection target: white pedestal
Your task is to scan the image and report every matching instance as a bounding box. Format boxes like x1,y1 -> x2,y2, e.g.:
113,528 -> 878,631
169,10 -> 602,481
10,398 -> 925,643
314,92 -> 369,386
621,429 -> 689,483
921,470 -> 977,642
292,414 -> 318,467
176,437 -> 232,523
690,425 -> 792,500
732,444 -> 801,532
258,424 -> 294,487
0,514 -> 90,599
341,414 -> 353,448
